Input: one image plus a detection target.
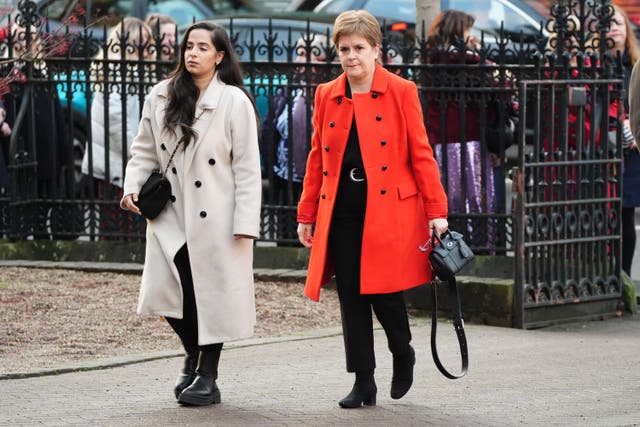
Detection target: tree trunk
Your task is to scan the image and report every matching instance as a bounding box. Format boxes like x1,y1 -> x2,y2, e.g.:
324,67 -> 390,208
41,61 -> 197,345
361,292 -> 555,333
415,0 -> 441,39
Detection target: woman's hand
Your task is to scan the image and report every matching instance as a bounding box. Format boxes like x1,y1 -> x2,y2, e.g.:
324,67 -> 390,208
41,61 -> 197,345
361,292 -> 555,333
297,223 -> 314,248
429,218 -> 449,238
121,193 -> 141,215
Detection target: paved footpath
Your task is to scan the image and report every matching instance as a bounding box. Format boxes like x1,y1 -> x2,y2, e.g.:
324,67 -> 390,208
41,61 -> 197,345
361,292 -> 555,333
2,314 -> 640,427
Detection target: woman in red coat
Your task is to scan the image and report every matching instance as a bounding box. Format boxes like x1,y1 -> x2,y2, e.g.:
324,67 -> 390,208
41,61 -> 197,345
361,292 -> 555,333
297,10 -> 448,408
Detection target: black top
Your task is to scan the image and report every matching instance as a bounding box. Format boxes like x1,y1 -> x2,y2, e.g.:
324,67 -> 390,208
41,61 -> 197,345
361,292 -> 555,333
332,82 -> 367,221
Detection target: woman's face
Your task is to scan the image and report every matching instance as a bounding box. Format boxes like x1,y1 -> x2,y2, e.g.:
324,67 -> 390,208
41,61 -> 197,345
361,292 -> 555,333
184,28 -> 224,79
608,11 -> 627,52
160,23 -> 176,50
12,26 -> 41,58
337,33 -> 379,83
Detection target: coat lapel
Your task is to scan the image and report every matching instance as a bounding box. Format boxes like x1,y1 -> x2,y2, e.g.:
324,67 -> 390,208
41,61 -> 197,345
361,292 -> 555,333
183,74 -> 226,173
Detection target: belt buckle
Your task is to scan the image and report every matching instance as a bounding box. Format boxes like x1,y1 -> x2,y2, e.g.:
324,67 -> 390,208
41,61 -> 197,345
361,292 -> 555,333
349,168 -> 365,182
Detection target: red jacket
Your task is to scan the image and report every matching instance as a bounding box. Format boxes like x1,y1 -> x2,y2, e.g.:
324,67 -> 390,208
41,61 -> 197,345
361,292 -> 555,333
297,65 -> 448,301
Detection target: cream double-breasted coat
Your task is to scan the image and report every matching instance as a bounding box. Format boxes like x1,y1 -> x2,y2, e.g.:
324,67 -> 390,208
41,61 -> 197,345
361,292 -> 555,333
123,74 -> 262,345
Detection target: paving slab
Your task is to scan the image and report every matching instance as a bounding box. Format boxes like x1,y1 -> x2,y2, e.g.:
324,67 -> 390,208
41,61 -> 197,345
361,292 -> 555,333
2,316 -> 640,426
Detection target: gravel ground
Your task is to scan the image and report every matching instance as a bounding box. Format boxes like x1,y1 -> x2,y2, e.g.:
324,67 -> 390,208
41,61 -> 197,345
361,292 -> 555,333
0,267 -> 344,375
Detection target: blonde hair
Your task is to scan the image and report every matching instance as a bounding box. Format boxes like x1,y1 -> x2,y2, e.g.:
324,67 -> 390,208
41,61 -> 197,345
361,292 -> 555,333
613,5 -> 640,65
145,13 -> 176,37
295,34 -> 333,61
96,17 -> 153,62
588,6 -> 640,65
8,24 -> 42,59
3,24 -> 47,72
544,15 -> 583,64
332,10 -> 381,50
93,17 -> 153,83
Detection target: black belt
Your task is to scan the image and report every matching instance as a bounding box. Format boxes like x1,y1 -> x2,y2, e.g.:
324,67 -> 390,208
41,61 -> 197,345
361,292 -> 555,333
348,167 -> 365,182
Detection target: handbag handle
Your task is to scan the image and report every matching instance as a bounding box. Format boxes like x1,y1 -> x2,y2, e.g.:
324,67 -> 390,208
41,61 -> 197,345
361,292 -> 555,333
161,141 -> 182,176
430,228 -> 473,259
431,228 -> 449,247
431,276 -> 469,379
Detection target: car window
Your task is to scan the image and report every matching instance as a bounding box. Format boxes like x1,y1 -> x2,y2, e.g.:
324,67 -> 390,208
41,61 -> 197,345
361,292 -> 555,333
58,0 -> 133,27
447,0 -> 541,35
37,0 -> 207,28
147,0 -> 207,27
316,0 -> 357,14
38,0 -> 70,21
364,0 -> 415,23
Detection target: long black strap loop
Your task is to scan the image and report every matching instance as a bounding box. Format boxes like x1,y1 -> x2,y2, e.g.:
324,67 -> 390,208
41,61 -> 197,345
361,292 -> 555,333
430,276 -> 469,379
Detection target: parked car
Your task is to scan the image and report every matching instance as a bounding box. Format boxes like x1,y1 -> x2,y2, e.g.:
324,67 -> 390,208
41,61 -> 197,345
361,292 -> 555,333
310,0 -> 549,46
200,13 -> 336,62
197,13 -> 338,119
1,0 -> 260,35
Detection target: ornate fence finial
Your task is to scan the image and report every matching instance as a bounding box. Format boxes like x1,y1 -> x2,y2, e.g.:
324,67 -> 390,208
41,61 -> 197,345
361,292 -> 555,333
15,0 -> 41,29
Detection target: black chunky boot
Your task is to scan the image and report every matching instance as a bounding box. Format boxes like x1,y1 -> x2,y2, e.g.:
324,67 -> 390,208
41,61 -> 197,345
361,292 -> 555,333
178,345 -> 222,406
174,352 -> 198,399
339,370 -> 377,408
390,345 -> 415,399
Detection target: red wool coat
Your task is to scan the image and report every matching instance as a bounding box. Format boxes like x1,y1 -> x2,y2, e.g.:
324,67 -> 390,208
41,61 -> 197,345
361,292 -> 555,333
297,65 -> 448,301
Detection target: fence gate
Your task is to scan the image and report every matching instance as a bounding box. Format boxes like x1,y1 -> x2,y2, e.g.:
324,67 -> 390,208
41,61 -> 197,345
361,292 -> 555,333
512,78 -> 623,328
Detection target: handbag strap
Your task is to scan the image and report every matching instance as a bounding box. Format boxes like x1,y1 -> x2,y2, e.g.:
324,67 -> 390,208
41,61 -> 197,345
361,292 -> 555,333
161,141 -> 182,176
430,276 -> 469,379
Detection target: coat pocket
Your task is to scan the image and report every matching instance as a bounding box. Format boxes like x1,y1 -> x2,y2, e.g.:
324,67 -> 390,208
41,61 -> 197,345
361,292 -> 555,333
397,179 -> 419,200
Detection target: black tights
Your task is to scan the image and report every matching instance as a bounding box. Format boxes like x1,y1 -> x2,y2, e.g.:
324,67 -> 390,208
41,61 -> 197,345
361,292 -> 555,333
165,244 -> 222,354
622,207 -> 637,276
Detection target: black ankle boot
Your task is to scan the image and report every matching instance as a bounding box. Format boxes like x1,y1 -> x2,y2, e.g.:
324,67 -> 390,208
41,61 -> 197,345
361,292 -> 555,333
174,352 -> 198,399
391,345 -> 415,399
339,371 -> 377,408
178,346 -> 222,406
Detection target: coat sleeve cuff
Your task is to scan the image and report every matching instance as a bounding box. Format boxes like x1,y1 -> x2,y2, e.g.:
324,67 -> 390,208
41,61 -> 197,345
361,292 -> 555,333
424,203 -> 448,220
297,200 -> 318,224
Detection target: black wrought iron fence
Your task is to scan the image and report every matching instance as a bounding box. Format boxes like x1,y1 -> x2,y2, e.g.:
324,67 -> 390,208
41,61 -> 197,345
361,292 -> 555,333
0,0 -> 623,260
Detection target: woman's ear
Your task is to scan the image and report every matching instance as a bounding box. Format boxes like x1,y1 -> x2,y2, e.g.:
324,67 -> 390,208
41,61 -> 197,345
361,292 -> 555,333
216,51 -> 225,66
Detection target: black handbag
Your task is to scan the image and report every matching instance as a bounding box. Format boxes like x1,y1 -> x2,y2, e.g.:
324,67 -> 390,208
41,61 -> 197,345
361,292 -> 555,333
429,229 -> 474,281
135,141 -> 181,220
427,229 -> 474,379
136,170 -> 172,219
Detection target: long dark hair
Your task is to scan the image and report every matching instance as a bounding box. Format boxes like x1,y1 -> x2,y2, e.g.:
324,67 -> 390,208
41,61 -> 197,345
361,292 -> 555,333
164,22 -> 258,145
426,9 -> 475,50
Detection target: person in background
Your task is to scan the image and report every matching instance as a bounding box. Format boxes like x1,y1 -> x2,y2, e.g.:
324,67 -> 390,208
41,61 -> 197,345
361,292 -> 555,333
82,17 -> 153,238
145,13 -> 177,62
261,35 -> 331,243
297,10 -> 448,408
611,6 -> 640,277
0,103 -> 13,195
1,24 -> 72,237
424,9 -> 500,252
121,22 -> 262,406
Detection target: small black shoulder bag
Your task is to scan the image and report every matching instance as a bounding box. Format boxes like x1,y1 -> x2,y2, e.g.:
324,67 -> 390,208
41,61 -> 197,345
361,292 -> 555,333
427,229 -> 474,379
135,141 -> 181,220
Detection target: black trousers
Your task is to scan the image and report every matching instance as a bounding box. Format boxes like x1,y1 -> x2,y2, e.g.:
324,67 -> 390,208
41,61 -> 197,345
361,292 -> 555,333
329,216 -> 412,373
622,207 -> 636,276
165,244 -> 223,354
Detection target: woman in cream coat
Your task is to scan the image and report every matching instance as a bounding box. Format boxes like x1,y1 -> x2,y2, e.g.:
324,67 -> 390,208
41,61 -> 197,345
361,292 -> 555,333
121,22 -> 261,406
